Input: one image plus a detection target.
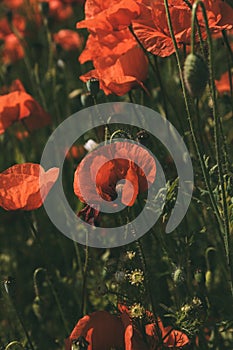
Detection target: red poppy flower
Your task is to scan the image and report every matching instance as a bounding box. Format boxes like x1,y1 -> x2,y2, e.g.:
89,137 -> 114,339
2,0 -> 23,9
78,30 -> 148,95
146,320 -> 190,349
215,71 -> 233,94
2,34 -> 24,64
74,142 -> 156,208
0,15 -> 26,39
80,45 -> 148,96
0,163 -> 59,211
40,0 -> 73,21
77,0 -> 148,95
77,0 -> 142,32
0,91 -> 51,134
65,306 -> 190,350
53,29 -> 83,51
133,0 -> 233,57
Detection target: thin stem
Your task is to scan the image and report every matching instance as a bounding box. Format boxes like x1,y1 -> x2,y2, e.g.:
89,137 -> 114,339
23,214 -> 70,334
8,298 -> 35,350
163,0 -> 222,230
81,233 -> 89,316
191,0 -> 232,294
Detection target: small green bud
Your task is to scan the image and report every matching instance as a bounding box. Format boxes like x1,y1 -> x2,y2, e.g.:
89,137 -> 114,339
184,53 -> 209,98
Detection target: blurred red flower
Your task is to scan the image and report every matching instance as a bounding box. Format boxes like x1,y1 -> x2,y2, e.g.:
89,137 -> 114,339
2,34 -> 25,64
0,163 -> 59,211
65,306 -> 190,350
133,0 -> 233,57
0,90 -> 51,134
215,71 -> 233,94
53,29 -> 83,51
77,0 -> 148,95
74,142 -> 156,208
2,0 -> 23,9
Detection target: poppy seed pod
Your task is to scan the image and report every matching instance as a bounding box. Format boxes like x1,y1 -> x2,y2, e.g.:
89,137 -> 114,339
184,53 -> 209,98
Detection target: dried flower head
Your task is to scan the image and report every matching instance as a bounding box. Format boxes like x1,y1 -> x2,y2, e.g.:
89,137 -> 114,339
127,269 -> 144,286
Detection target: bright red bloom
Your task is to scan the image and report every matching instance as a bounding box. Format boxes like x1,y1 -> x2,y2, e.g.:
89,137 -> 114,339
133,0 -> 233,57
146,320 -> 190,349
78,29 -> 148,95
0,91 -> 51,134
53,29 -> 83,51
73,142 -> 156,208
65,307 -> 190,350
1,34 -> 24,64
215,71 -> 233,94
0,163 -> 59,211
80,44 -> 148,95
77,0 -> 142,32
77,0 -> 148,95
2,0 -> 23,9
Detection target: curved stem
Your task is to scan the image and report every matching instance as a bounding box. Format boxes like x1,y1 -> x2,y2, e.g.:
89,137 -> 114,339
5,342 -> 25,350
191,0 -> 232,293
163,0 -> 222,230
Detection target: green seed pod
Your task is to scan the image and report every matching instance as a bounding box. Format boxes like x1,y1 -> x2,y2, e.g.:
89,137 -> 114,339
173,268 -> 185,285
205,270 -> 212,291
183,53 -> 209,98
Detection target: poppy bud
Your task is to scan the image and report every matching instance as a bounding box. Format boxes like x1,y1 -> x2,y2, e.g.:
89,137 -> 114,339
86,78 -> 99,96
205,270 -> 212,291
183,53 -> 209,98
80,92 -> 93,107
194,269 -> 203,284
114,271 -> 125,283
173,267 -> 185,285
136,130 -> 150,146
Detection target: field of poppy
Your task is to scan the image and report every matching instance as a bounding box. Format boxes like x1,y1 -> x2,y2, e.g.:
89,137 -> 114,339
0,0 -> 233,349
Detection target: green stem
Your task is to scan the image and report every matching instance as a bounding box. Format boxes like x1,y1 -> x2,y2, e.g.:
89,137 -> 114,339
9,299 -> 35,350
23,214 -> 70,334
163,0 -> 222,231
81,233 -> 89,316
191,0 -> 232,294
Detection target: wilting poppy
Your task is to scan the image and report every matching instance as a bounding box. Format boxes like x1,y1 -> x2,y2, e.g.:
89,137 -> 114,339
215,71 -> 233,95
53,29 -> 83,51
0,163 -> 59,211
74,142 -> 156,208
65,306 -> 190,350
0,90 -> 51,134
133,0 -> 233,57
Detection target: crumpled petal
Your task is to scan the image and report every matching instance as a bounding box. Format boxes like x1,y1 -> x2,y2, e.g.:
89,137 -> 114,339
0,163 -> 59,210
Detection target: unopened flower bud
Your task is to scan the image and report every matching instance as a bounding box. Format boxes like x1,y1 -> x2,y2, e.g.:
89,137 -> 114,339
184,53 -> 209,98
114,271 -> 125,283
